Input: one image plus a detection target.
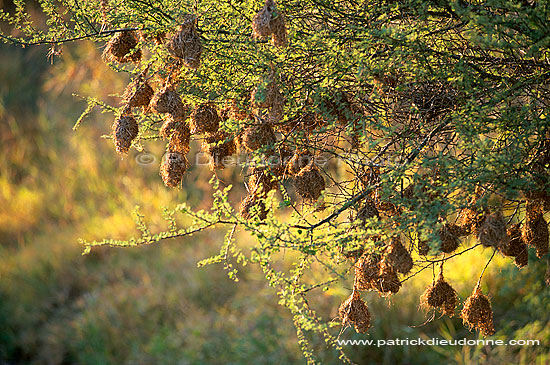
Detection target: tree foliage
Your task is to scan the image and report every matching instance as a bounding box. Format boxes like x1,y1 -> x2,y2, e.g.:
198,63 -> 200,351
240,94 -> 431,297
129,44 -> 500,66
2,0 -> 549,362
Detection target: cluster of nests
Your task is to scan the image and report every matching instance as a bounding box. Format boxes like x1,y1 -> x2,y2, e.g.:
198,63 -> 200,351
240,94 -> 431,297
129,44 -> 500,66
102,14 -> 202,68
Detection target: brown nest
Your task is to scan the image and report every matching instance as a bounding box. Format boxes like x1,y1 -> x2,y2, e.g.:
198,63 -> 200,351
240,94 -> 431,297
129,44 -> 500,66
160,152 -> 189,188
384,237 -> 413,274
239,194 -> 268,220
356,200 -> 380,222
240,122 -> 276,151
477,212 -> 509,249
150,85 -> 187,118
374,260 -> 402,294
461,285 -> 495,336
293,164 -> 325,201
418,240 -> 430,256
190,103 -> 220,135
112,114 -> 138,154
164,116 -> 191,154
420,273 -> 458,317
248,168 -> 278,196
286,150 -> 313,175
354,253 -> 401,294
457,207 -> 485,236
252,0 -> 288,48
123,78 -> 154,108
438,223 -> 461,253
522,201 -> 549,258
202,132 -> 236,170
166,15 -> 202,69
354,254 -> 381,291
102,30 -> 141,63
499,224 -> 529,268
338,290 -> 371,334
251,80 -> 283,109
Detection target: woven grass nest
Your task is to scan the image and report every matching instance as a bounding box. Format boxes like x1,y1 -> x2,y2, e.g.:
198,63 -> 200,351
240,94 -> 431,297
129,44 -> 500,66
202,132 -> 236,170
354,253 -> 401,295
384,237 -> 413,275
190,103 -> 220,135
522,200 -> 549,258
477,211 -> 509,249
286,150 -> 313,176
277,112 -> 322,134
457,206 -> 485,236
461,285 -> 495,336
240,121 -> 276,152
150,85 -> 187,118
160,115 -> 191,155
103,30 -> 142,63
338,290 -> 371,333
248,168 -> 278,196
240,193 -> 268,220
293,163 -> 325,201
437,223 -> 462,253
420,273 -> 458,317
166,15 -> 202,69
112,113 -> 138,154
500,223 -> 528,268
356,200 -> 380,222
123,77 -> 154,109
251,0 -> 288,48
160,152 -> 189,188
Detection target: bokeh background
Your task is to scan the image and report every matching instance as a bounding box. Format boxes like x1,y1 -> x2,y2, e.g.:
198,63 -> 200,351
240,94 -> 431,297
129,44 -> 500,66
1,5 -> 549,365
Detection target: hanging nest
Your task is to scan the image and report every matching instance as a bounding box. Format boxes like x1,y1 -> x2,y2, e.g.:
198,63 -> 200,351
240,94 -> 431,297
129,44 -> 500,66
354,254 -> 381,291
150,85 -> 187,118
252,0 -> 288,48
356,200 -> 380,222
248,168 -> 278,196
522,200 -> 549,258
384,237 -> 413,274
202,132 -> 236,170
241,121 -> 276,151
166,15 -> 202,69
160,152 -> 189,188
102,30 -> 141,63
123,78 -> 154,108
240,193 -> 268,220
164,116 -> 191,154
420,273 -> 458,317
461,285 -> 495,336
190,103 -> 220,135
438,223 -> 461,253
293,164 -> 325,201
499,224 -> 524,256
457,207 -> 485,236
373,260 -> 402,294
477,212 -> 509,249
338,290 -> 371,334
112,113 -> 138,154
286,150 -> 313,175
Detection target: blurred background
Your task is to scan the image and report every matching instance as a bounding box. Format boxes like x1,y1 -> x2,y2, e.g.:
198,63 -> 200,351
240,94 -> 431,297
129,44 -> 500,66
0,6 -> 549,365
